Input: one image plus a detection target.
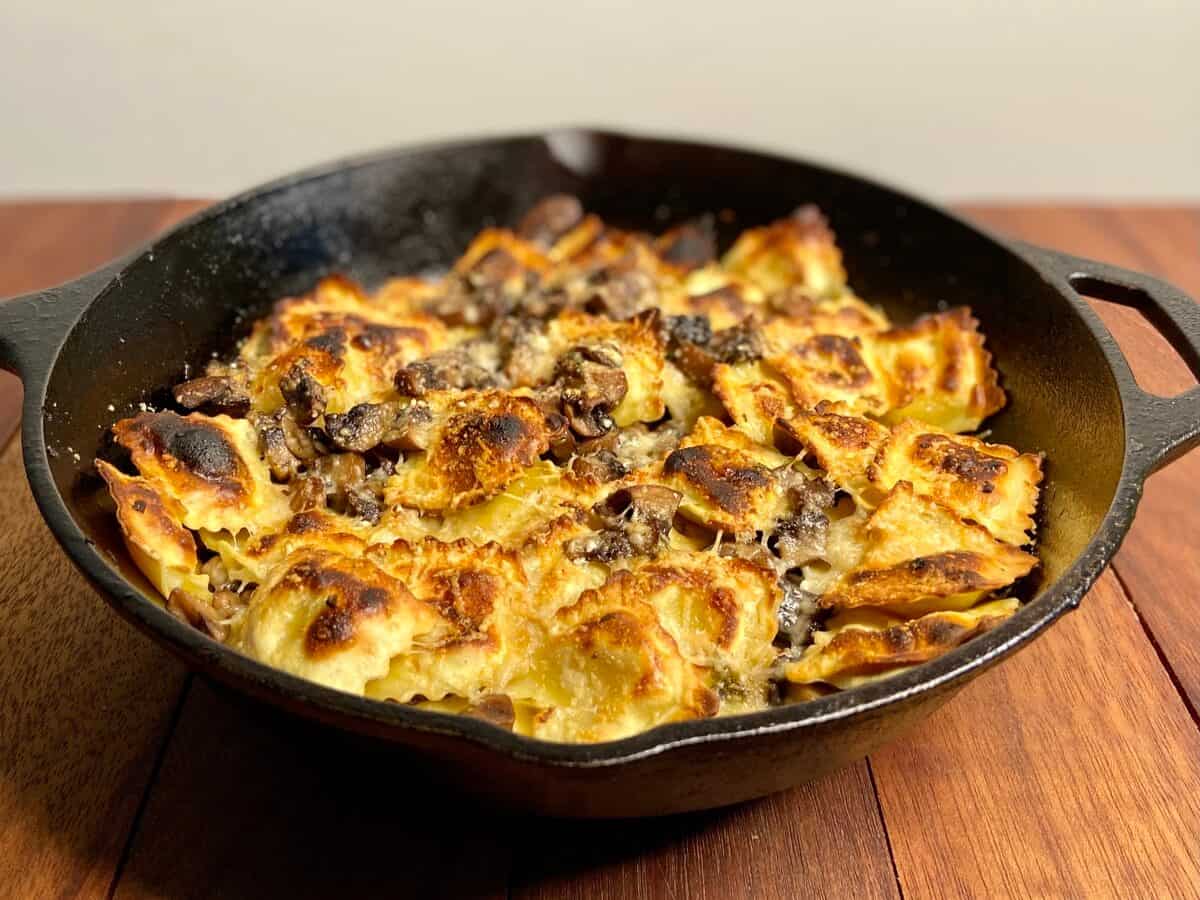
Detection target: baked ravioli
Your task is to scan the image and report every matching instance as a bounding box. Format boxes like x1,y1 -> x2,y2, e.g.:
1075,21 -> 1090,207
101,198 -> 1043,743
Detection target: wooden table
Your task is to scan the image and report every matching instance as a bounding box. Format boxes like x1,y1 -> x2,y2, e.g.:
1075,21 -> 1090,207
1,201 -> 1198,899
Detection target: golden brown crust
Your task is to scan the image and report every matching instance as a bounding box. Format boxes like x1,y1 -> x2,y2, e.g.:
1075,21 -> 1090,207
776,403 -> 890,504
869,420 -> 1043,545
821,482 -> 1038,612
103,199 -> 1041,744
384,391 -> 553,512
232,549 -> 442,693
712,360 -> 795,446
111,411 -> 289,533
871,307 -> 1006,432
785,599 -> 1018,687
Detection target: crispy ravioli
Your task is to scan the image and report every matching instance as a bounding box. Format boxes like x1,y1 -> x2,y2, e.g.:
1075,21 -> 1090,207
821,482 -> 1038,615
384,391 -> 553,512
231,548 -> 444,694
101,199 -> 1043,743
663,417 -> 791,534
785,598 -> 1018,689
111,411 -> 290,534
869,420 -> 1043,545
777,403 -> 891,506
871,307 -> 1006,432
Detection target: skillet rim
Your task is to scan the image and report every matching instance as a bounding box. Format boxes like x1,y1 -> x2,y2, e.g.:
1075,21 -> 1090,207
14,127 -> 1148,767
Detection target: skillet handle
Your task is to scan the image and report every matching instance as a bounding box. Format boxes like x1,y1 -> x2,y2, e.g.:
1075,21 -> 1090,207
1018,241 -> 1200,476
0,260 -> 123,380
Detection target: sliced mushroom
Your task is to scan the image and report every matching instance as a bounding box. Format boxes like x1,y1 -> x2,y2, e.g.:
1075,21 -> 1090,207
569,448 -> 627,483
564,484 -> 681,563
664,314 -> 713,348
279,361 -> 326,424
167,588 -> 231,641
710,319 -> 765,364
775,571 -> 819,647
580,268 -> 657,320
260,424 -> 300,481
394,346 -> 498,397
556,344 -> 628,438
314,452 -> 367,497
426,275 -> 511,328
517,194 -> 584,248
279,413 -> 323,461
289,473 -> 327,512
324,403 -> 387,453
173,375 -> 250,416
382,400 -> 436,451
345,484 -> 384,524
772,471 -> 836,566
200,556 -> 231,590
655,216 -> 717,270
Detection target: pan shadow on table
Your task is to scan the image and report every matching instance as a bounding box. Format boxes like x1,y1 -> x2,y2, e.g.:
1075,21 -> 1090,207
109,680 -> 725,900
110,678 -> 895,900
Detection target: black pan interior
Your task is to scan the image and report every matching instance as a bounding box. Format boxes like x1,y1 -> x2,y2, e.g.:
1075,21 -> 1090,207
45,131 -> 1123,619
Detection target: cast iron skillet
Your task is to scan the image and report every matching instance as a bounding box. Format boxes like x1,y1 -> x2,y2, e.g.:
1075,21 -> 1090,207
1,130 -> 1199,817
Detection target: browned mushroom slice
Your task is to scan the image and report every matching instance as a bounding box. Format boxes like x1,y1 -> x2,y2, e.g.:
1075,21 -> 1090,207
517,194 -> 585,248
324,403 -> 387,453
278,360 -> 327,424
173,374 -> 250,416
393,345 -> 500,397
555,345 -> 629,438
654,216 -> 717,271
564,484 -> 683,563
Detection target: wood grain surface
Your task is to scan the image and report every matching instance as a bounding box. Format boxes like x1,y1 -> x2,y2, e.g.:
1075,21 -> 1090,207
0,202 -> 1197,899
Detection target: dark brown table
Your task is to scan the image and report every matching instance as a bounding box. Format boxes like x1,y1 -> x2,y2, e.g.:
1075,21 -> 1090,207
1,201 -> 1198,898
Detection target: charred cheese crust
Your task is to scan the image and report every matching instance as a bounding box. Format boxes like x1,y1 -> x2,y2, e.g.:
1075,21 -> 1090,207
101,200 -> 1042,744
111,411 -> 290,533
663,418 -> 791,534
822,482 -> 1037,614
242,275 -> 449,414
871,307 -> 1006,432
777,404 -> 890,506
785,599 -> 1018,689
384,391 -> 553,512
231,548 -> 444,694
869,420 -> 1043,545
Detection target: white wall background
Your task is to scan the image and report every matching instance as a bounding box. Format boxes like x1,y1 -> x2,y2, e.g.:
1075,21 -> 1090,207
2,0 -> 1198,200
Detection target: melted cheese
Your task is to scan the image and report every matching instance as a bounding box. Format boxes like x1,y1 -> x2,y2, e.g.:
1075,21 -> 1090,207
870,307 -> 1005,433
785,598 -> 1018,688
823,482 -> 1037,614
111,412 -> 290,534
870,420 -> 1043,545
102,200 -> 1042,744
231,548 -> 444,694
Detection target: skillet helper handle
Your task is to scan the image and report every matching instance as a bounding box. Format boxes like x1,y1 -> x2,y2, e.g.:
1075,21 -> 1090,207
1018,242 -> 1200,476
0,261 -> 122,380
